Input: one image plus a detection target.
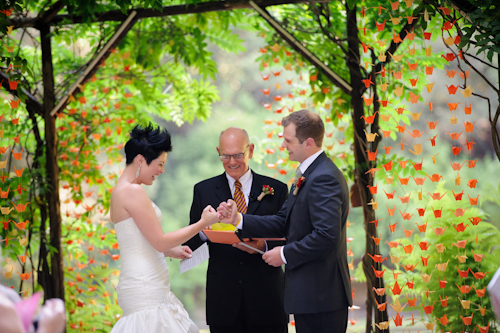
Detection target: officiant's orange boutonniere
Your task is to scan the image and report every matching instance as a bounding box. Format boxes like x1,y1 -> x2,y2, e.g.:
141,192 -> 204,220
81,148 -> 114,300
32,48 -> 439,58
257,185 -> 275,201
293,177 -> 306,195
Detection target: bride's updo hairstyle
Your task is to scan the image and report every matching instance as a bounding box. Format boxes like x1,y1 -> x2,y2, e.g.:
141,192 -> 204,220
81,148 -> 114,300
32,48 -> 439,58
124,123 -> 172,165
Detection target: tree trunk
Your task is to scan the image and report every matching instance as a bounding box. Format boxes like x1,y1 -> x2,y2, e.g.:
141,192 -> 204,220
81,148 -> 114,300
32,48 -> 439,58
345,4 -> 388,333
40,23 -> 64,301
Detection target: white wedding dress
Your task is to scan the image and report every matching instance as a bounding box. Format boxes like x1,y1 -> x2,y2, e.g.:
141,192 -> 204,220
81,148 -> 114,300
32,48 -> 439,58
111,202 -> 199,333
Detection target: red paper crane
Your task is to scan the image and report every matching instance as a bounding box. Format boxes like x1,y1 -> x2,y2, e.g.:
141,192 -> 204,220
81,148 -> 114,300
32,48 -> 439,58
392,312 -> 403,326
422,302 -> 435,314
362,76 -> 374,88
416,206 -> 427,216
432,206 -> 442,218
421,255 -> 430,266
469,216 -> 481,226
452,190 -> 464,201
451,222 -> 469,232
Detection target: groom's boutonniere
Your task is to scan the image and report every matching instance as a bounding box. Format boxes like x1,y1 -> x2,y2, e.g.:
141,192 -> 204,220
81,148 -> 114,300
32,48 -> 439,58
257,185 -> 275,201
293,176 -> 305,195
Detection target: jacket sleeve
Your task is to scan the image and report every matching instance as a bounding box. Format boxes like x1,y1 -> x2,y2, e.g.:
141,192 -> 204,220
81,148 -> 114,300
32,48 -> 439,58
283,173 -> 343,270
266,182 -> 288,249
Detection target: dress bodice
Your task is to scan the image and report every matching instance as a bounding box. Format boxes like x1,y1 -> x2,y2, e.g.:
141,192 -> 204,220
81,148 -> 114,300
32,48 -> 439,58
111,202 -> 198,333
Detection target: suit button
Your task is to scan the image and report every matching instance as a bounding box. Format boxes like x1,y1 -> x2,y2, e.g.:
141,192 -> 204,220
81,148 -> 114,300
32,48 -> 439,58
240,262 -> 244,265
239,280 -> 242,284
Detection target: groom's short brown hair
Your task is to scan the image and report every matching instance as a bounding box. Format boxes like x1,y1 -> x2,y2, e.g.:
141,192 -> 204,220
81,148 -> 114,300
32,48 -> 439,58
282,110 -> 324,147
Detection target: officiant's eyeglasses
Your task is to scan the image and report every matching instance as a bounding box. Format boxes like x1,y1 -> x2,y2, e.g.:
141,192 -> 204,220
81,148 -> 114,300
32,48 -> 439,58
219,145 -> 249,161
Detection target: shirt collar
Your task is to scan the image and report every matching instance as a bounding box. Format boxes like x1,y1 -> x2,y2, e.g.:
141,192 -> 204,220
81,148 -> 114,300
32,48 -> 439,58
299,150 -> 323,175
225,168 -> 252,193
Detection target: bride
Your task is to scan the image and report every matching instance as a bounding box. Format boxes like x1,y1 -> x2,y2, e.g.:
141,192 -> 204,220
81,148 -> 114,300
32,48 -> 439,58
109,124 -> 219,332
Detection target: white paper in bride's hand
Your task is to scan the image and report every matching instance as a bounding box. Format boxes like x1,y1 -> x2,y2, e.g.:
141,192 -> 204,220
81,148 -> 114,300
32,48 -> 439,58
180,243 -> 209,274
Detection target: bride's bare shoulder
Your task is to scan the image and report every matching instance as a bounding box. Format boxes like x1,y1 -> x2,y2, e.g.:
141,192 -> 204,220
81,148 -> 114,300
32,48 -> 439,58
111,183 -> 147,204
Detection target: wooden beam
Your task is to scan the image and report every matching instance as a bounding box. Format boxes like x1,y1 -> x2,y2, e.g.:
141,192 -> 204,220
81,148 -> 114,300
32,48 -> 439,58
50,10 -> 138,116
8,0 -> 320,28
249,1 -> 352,95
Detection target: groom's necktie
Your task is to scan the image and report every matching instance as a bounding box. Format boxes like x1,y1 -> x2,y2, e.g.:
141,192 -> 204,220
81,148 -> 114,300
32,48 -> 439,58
234,180 -> 247,214
294,167 -> 302,186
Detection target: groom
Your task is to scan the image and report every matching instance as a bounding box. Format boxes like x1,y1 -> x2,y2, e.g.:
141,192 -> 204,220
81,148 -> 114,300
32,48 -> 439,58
218,110 -> 352,333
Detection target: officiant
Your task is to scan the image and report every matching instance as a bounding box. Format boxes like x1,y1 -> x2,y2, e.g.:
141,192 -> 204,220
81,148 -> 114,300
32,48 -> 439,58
185,127 -> 289,333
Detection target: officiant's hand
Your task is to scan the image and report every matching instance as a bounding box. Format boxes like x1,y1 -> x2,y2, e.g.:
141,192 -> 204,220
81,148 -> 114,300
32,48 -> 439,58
217,199 -> 238,226
262,246 -> 284,267
233,240 -> 265,254
166,246 -> 193,260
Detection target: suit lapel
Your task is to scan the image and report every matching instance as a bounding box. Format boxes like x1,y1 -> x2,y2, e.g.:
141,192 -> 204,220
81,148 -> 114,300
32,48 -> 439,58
246,172 -> 263,215
215,173 -> 232,203
285,152 -> 328,220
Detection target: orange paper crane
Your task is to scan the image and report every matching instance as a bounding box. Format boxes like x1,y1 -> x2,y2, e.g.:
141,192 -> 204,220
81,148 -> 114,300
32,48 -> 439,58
469,268 -> 489,280
18,269 -> 33,281
374,299 -> 387,311
371,265 -> 386,278
451,222 -> 469,232
399,209 -> 414,220
12,201 -> 30,212
438,314 -> 449,326
387,221 -> 398,233
401,243 -> 415,254
360,111 -> 378,124
452,239 -> 468,249
367,254 -> 387,263
389,281 -> 404,295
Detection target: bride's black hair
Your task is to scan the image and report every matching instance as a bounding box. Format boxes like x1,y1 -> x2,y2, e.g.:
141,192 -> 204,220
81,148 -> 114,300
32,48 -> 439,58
124,123 -> 172,165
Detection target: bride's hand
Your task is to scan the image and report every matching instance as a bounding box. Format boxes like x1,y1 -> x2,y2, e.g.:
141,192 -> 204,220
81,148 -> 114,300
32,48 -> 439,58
166,246 -> 193,260
201,205 -> 219,226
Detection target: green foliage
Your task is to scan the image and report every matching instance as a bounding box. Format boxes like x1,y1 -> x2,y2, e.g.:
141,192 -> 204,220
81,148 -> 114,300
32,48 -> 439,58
456,0 -> 500,62
393,182 -> 500,332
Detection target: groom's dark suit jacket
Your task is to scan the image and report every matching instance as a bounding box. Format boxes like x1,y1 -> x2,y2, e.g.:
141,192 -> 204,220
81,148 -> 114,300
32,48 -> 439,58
186,171 -> 289,327
241,152 -> 352,315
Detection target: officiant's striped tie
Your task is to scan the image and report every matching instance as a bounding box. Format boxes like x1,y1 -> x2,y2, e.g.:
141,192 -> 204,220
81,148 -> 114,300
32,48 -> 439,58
234,180 -> 247,214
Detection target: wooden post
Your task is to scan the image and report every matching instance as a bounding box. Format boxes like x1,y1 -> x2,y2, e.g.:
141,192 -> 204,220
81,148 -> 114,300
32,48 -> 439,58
40,23 -> 64,300
345,4 -> 388,333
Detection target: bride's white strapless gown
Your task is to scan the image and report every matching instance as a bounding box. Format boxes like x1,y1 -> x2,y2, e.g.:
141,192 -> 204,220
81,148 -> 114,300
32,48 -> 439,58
111,203 -> 199,333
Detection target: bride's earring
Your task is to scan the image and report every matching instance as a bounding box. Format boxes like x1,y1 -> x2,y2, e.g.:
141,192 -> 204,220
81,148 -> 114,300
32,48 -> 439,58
136,164 -> 141,179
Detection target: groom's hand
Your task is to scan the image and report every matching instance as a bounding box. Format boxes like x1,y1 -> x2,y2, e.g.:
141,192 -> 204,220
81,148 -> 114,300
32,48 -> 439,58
262,246 -> 284,267
217,199 -> 238,226
233,240 -> 266,254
